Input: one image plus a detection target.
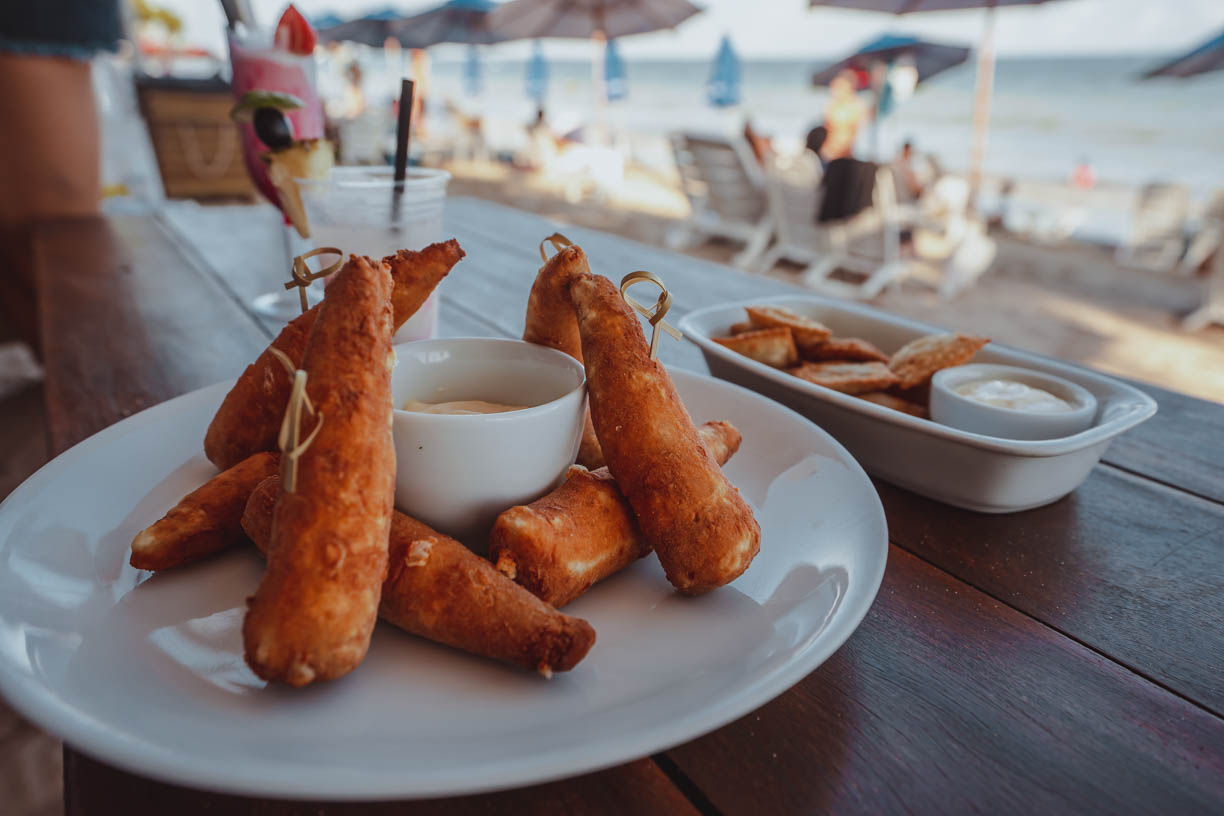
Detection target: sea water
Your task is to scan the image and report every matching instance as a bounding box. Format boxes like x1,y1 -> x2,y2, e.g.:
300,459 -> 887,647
355,54 -> 1224,198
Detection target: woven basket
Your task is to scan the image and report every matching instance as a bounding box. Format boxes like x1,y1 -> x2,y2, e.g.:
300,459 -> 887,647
137,78 -> 254,201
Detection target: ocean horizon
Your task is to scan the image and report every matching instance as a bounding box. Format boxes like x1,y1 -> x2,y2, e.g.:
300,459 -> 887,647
340,52 -> 1224,198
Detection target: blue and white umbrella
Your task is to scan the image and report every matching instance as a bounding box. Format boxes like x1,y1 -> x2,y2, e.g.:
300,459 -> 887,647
707,35 -> 741,108
810,33 -> 969,90
604,37 -> 628,101
807,0 -> 1064,201
526,40 -> 549,103
1143,27 -> 1224,79
463,43 -> 483,95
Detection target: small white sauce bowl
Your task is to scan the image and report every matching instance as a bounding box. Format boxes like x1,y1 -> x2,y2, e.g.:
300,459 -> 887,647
930,363 -> 1098,441
390,338 -> 587,547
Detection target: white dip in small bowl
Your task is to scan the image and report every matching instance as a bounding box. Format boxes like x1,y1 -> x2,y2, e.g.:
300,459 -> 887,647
931,363 -> 1097,441
390,338 -> 587,546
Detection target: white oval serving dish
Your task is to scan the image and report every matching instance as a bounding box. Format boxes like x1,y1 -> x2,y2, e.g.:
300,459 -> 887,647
679,294 -> 1157,513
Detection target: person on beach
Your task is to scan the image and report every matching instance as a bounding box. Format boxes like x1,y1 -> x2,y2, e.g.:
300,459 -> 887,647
895,140 -> 933,202
805,124 -> 829,171
822,70 -> 867,161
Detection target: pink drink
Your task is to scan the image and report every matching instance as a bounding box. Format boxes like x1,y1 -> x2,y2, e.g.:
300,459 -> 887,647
227,32 -> 324,210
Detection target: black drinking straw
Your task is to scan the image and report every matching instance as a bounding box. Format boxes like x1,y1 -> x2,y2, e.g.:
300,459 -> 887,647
391,78 -> 415,222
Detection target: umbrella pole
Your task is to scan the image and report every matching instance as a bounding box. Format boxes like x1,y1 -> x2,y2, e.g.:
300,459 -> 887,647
593,30 -> 609,147
968,5 -> 996,212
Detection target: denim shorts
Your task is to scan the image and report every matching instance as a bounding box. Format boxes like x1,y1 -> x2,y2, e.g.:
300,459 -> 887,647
0,0 -> 122,61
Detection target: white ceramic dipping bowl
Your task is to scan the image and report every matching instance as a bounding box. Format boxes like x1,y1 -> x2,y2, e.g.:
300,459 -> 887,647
390,338 -> 586,546
931,363 -> 1098,441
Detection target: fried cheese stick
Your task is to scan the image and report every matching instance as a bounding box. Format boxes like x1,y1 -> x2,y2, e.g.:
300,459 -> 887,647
243,477 -> 595,675
522,247 -> 605,469
204,240 -> 464,470
490,421 -> 742,607
569,264 -> 761,594
128,451 -> 279,571
243,255 -> 396,686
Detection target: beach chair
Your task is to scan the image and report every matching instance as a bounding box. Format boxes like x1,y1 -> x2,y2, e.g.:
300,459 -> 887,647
1116,182 -> 1189,272
665,132 -> 773,269
754,153 -> 907,299
1180,189 -> 1224,330
757,157 -> 996,299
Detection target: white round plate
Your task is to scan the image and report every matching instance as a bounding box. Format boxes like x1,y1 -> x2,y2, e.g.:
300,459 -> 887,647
0,368 -> 886,800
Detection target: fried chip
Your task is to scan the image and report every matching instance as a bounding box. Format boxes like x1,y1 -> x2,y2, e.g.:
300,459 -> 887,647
798,335 -> 889,363
714,327 -> 799,368
787,361 -> 900,394
729,321 -> 755,335
745,305 -> 833,344
888,333 -> 989,389
858,391 -> 928,418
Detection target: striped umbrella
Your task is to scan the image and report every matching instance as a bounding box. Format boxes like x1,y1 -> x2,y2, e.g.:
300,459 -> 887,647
707,35 -> 741,108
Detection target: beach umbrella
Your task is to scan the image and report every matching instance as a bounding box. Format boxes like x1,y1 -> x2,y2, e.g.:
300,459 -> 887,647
311,13 -> 347,30
604,37 -> 627,101
707,35 -> 741,108
488,0 -> 701,40
526,40 -> 549,103
315,8 -> 404,47
808,0 -> 1064,204
463,43 -> 483,95
1142,27 -> 1224,79
813,34 -> 968,157
316,1 -> 509,48
810,34 -> 969,89
391,0 -> 507,48
489,0 -> 700,115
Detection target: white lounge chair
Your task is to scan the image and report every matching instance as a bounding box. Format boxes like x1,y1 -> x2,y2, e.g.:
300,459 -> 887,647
665,133 -> 773,270
754,153 -> 905,298
1181,190 -> 1224,330
756,156 -> 995,299
1116,182 -> 1189,272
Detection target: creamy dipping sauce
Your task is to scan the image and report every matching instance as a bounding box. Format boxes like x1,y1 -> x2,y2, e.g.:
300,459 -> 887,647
401,398 -> 527,415
954,379 -> 1074,413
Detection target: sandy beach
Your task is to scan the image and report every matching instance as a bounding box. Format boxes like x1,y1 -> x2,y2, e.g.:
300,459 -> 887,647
445,158 -> 1224,404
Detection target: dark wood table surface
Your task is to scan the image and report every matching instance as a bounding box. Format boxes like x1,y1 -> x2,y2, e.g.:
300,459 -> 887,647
28,199 -> 1224,815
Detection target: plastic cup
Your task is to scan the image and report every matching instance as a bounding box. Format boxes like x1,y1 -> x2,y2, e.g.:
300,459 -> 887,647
299,167 -> 450,342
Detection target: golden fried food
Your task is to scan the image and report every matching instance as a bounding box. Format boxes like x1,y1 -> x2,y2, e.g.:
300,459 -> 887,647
569,261 -> 760,594
888,332 -> 990,390
858,390 -> 929,418
243,477 -> 595,675
729,320 -> 755,335
522,246 -> 604,469
798,335 -> 889,363
745,305 -> 832,345
788,361 -> 901,394
713,327 -> 799,368
128,451 -> 279,571
383,240 -> 466,330
203,240 -> 463,470
490,421 -> 742,608
243,255 -> 396,687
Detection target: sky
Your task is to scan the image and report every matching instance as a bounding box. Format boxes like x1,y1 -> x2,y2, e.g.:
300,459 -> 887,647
170,0 -> 1224,61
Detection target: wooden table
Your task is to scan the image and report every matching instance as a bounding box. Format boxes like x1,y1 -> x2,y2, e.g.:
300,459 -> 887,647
32,199 -> 1224,815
